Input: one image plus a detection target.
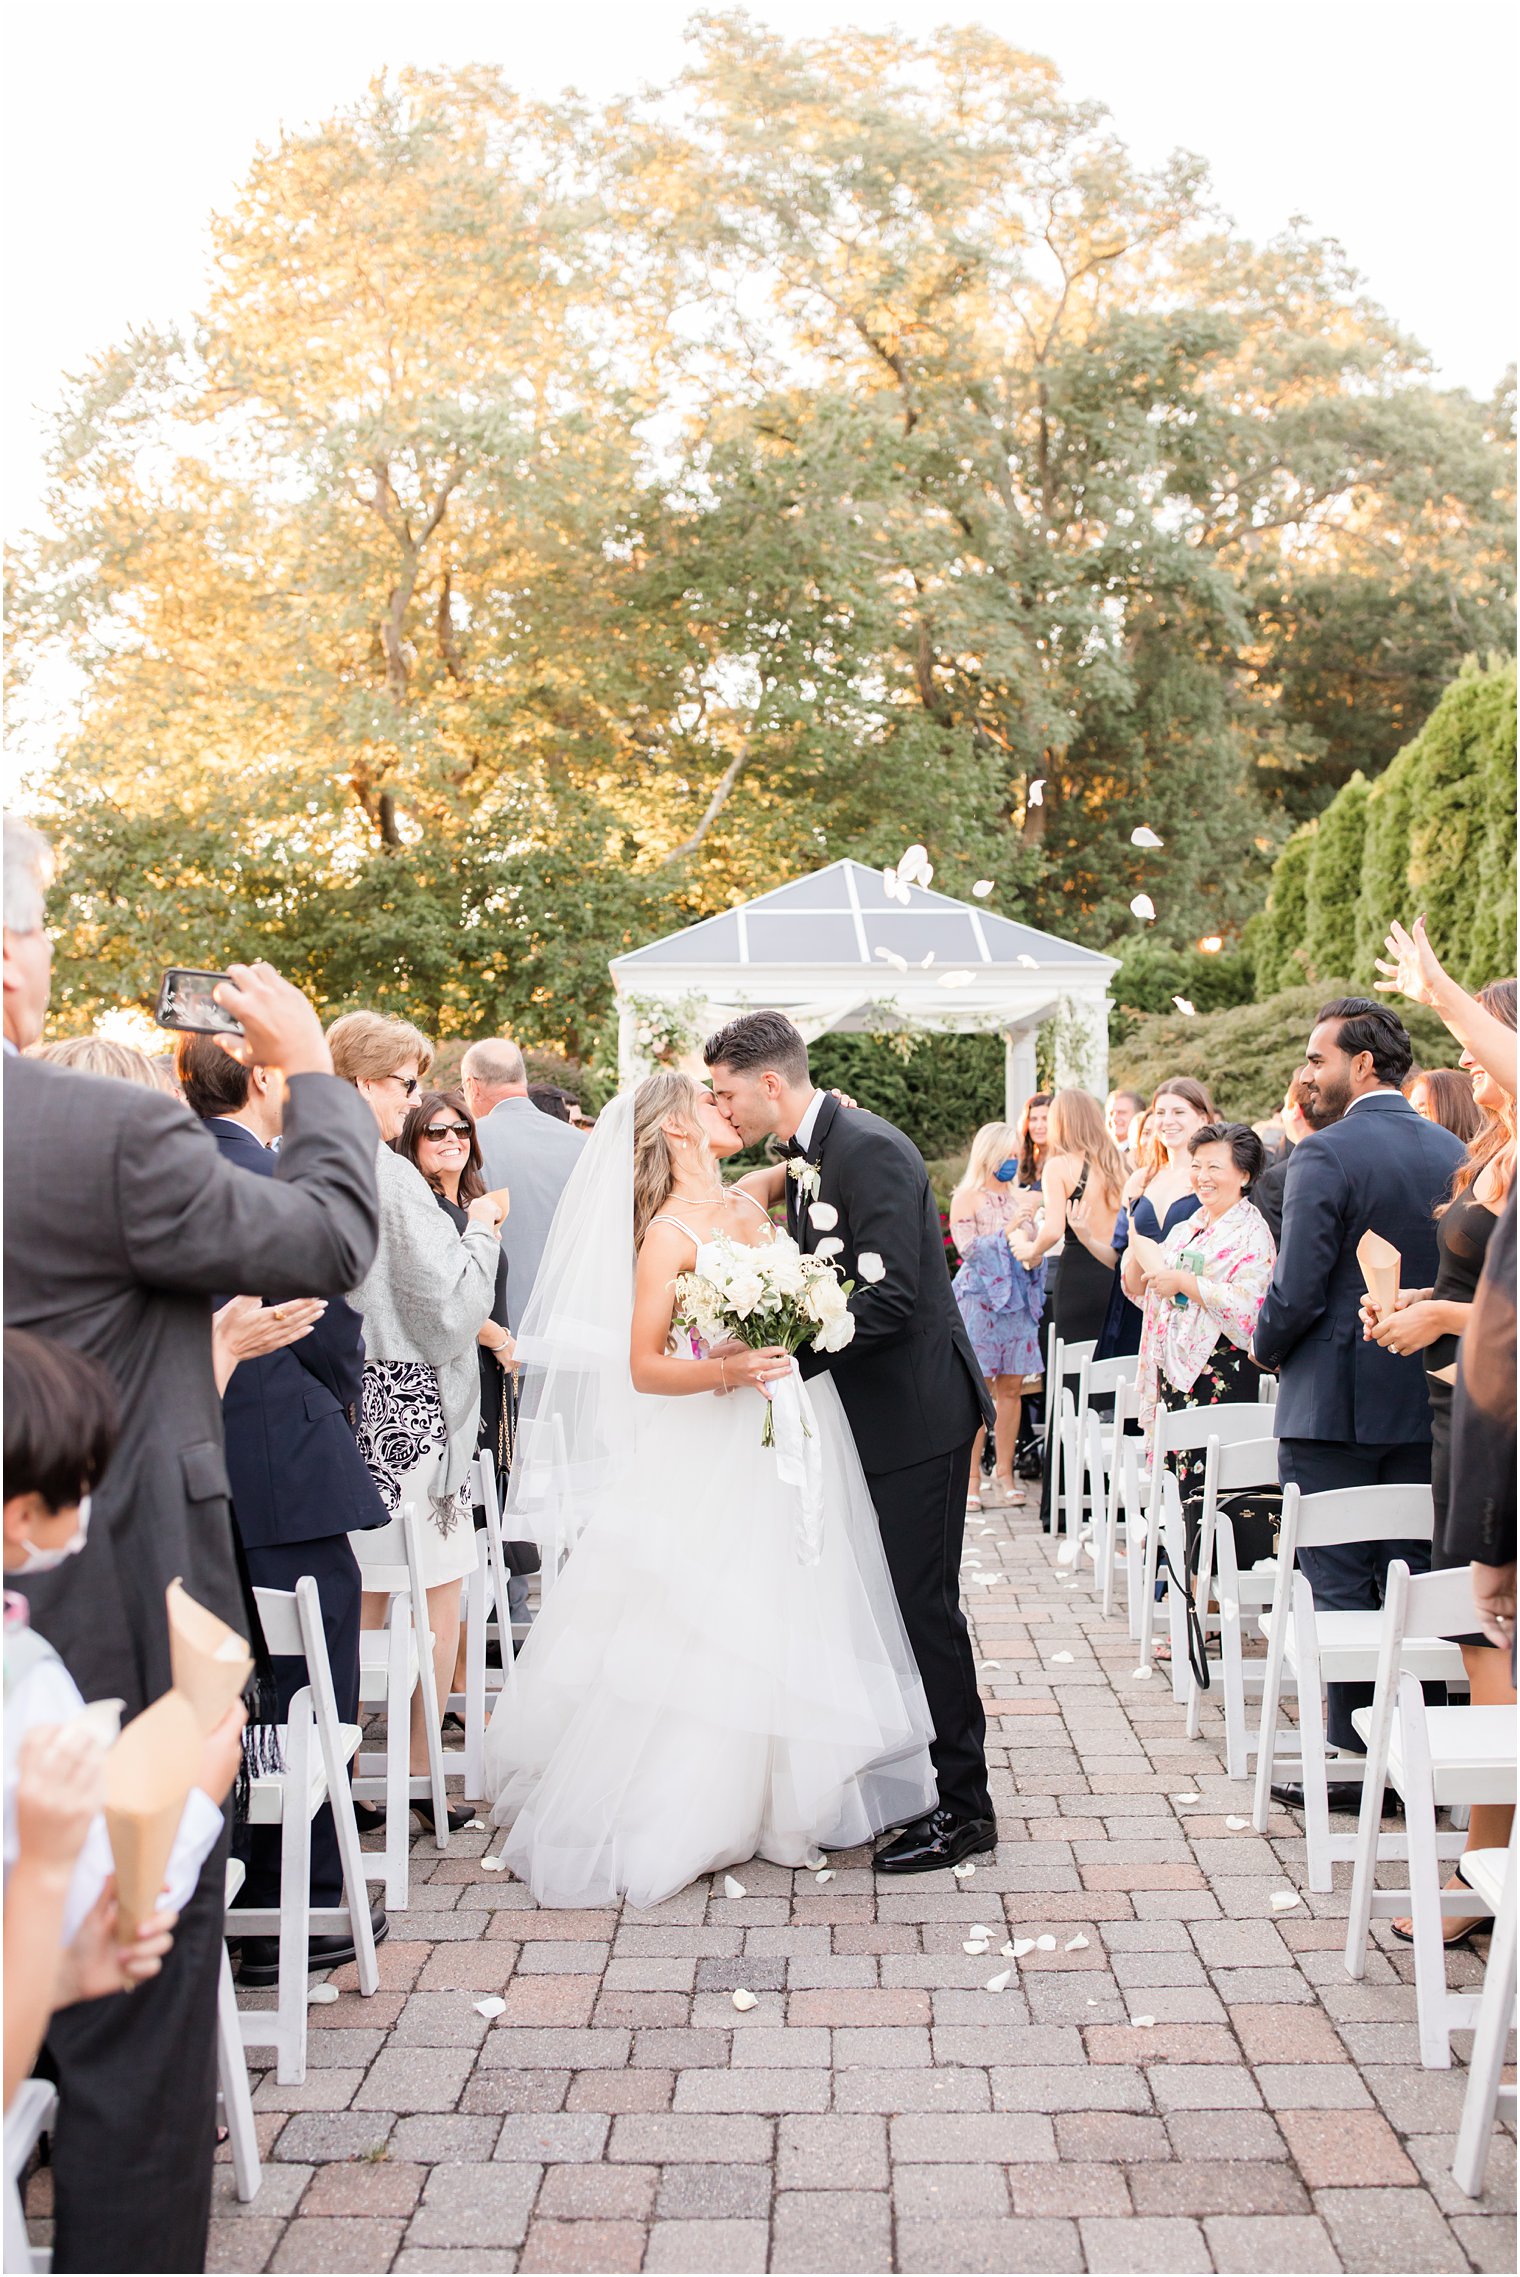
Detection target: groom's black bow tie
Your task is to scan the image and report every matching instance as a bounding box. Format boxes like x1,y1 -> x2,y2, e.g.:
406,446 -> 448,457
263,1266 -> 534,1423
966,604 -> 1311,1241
781,1137 -> 808,1158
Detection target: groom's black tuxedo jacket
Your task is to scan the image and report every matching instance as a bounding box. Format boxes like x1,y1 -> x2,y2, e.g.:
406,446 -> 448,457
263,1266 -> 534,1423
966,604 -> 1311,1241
788,1094 -> 993,1474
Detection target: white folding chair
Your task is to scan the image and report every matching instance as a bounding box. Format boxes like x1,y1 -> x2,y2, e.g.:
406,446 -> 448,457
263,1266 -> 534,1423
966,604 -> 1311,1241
1184,1435 -> 1281,1777
445,1451 -> 520,1801
1136,1403 -> 1274,1683
1452,1829 -> 1517,2194
1093,1376 -> 1142,1620
4,2079 -> 56,2274
1058,1356 -> 1136,1577
228,1576 -> 379,2084
218,1859 -> 261,2202
1342,1562 -> 1516,2066
1043,1333 -> 1095,1541
1250,1485 -> 1466,1890
478,1445 -> 528,1688
352,1500 -> 451,1909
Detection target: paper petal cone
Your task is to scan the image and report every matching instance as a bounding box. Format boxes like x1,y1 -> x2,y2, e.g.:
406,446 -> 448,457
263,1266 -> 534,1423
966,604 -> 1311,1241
1127,1234 -> 1166,1280
1428,1361 -> 1458,1387
104,1690 -> 202,1936
1355,1230 -> 1401,1320
166,1578 -> 251,1735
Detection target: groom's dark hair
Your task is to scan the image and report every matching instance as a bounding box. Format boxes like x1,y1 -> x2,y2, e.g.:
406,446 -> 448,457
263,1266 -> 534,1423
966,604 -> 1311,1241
704,1009 -> 810,1085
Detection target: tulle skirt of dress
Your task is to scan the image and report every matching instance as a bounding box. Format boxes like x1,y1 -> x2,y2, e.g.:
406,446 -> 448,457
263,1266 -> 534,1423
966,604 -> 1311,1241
483,1373 -> 937,1909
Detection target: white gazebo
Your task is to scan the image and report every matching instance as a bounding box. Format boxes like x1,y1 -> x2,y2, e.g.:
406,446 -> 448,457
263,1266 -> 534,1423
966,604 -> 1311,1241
609,860 -> 1119,1118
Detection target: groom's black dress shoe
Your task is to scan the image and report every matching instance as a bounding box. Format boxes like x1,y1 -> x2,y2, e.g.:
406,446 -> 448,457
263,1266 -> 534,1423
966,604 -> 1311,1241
1271,1780 -> 1402,1816
873,1809 -> 998,1875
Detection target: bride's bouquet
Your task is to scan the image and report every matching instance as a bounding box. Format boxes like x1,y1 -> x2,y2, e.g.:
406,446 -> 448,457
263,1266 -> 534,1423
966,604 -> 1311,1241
671,1233 -> 856,1447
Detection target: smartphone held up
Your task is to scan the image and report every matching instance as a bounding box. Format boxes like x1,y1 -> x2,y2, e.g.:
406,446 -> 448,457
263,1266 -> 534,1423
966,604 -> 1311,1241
155,968 -> 243,1038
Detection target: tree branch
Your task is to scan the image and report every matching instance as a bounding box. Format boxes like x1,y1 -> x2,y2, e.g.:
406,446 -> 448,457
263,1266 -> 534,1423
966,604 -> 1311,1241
656,738 -> 752,866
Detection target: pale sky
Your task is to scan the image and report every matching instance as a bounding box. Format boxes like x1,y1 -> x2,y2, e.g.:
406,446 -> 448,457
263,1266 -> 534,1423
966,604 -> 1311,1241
3,0 -> 1515,542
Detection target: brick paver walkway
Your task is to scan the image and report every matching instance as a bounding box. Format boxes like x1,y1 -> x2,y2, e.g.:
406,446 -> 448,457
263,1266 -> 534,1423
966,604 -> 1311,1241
34,1500 -> 1514,2273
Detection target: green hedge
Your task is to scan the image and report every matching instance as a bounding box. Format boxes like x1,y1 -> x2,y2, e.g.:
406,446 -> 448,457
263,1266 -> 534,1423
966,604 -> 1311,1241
807,1031 -> 1006,1162
1111,981 -> 1456,1123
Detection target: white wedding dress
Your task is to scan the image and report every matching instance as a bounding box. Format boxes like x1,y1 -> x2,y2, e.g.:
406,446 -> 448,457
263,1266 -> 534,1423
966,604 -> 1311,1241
482,1101 -> 936,1910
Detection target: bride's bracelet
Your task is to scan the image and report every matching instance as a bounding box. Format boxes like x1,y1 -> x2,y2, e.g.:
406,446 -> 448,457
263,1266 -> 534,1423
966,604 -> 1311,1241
718,1355 -> 729,1392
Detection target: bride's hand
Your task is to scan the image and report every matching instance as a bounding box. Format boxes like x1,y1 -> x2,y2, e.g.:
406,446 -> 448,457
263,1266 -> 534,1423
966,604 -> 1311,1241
721,1345 -> 793,1393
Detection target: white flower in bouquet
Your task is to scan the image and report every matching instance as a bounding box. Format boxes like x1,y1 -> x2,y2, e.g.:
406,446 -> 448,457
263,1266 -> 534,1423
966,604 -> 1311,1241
668,1232 -> 879,1448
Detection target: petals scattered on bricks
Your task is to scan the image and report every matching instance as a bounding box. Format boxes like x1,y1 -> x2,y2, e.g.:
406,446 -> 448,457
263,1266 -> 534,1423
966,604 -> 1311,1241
307,1983 -> 339,2005
723,1875 -> 747,1899
731,1988 -> 759,2011
984,1969 -> 1012,1993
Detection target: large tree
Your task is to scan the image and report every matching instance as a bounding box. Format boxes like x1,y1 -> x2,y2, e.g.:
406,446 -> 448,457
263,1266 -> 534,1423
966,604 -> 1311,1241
11,24 -> 1513,1044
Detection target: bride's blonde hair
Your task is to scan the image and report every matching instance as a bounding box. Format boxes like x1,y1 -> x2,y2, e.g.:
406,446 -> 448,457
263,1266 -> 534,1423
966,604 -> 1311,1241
632,1070 -> 720,1246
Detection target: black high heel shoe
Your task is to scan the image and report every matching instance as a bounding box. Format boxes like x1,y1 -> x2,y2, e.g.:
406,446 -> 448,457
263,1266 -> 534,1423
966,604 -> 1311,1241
410,1796 -> 475,1835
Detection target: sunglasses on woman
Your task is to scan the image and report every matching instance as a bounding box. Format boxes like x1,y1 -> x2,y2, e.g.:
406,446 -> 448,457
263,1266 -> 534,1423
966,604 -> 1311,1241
420,1122 -> 472,1142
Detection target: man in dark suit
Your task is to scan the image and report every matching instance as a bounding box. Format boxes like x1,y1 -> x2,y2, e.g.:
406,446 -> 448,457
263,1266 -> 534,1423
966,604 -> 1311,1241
1252,1069 -> 1343,1248
175,1030 -> 390,1982
3,819 -> 380,2276
1253,996 -> 1466,1784
706,1011 -> 997,1874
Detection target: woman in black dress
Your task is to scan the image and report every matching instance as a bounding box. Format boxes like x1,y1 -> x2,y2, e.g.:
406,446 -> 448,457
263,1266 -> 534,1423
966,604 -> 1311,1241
1363,975 -> 1515,1939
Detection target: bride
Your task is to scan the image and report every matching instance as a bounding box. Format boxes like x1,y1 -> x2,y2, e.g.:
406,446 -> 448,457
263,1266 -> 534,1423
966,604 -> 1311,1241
481,1069 -> 936,1909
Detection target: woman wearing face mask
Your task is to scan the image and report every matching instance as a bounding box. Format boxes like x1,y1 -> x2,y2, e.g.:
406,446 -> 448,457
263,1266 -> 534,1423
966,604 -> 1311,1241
3,1333 -> 246,2129
1099,1078 -> 1215,1360
327,1014 -> 504,1834
1362,946 -> 1517,1938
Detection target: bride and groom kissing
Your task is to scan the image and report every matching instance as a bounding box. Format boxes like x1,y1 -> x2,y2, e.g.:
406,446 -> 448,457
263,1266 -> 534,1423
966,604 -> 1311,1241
481,1009 -> 999,1908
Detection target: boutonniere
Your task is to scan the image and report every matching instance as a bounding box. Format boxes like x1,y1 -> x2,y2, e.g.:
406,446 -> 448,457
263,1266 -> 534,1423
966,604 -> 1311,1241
787,1157 -> 821,1200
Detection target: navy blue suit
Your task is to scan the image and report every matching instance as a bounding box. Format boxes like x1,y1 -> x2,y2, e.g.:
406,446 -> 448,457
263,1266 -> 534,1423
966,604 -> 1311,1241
208,1118 -> 387,1907
1253,1089 -> 1465,1745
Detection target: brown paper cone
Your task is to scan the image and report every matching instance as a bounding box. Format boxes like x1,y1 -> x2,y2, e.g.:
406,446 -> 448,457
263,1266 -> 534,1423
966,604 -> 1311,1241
1128,1234 -> 1167,1281
1356,1229 -> 1402,1321
104,1690 -> 202,1936
483,1187 -> 511,1221
1428,1362 -> 1459,1387
166,1577 -> 251,1735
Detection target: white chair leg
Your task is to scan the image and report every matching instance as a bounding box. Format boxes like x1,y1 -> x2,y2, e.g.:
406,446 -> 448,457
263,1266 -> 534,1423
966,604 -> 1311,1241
216,1943 -> 262,2202
1165,1501 -> 1190,1705
273,1726 -> 312,2084
329,1777 -> 379,2000
1251,1594 -> 1291,1834
1298,1666 -> 1334,1894
1400,1676 -> 1456,2069
1452,1840 -> 1518,2195
1220,1601 -> 1248,1782
464,1541 -> 488,1802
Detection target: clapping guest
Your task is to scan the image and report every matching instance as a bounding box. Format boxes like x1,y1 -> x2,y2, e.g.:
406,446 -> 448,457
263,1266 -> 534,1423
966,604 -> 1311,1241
329,1014 -> 503,1833
1135,1123 -> 1275,1455
950,1123 -> 1045,1512
1011,1089 -> 1124,1347
1098,1079 -> 1212,1360
1406,1065 -> 1483,1143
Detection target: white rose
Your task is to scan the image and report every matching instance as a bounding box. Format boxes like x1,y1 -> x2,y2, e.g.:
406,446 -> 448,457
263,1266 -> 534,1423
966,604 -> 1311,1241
857,1251 -> 886,1284
807,1202 -> 839,1231
814,1313 -> 856,1352
765,1252 -> 806,1298
808,1276 -> 848,1323
726,1271 -> 765,1318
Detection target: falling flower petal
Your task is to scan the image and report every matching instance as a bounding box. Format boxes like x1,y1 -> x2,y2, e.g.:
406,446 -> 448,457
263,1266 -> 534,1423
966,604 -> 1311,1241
881,866 -> 897,891
1051,1651 -> 1074,1665
938,969 -> 975,989
1036,1934 -> 1058,1951
724,1875 -> 747,1899
898,843 -> 929,877
1131,2014 -> 1157,2029
951,1861 -> 976,1879
1173,1793 -> 1201,1805
1130,894 -> 1156,923
815,1236 -> 844,1259
1225,1816 -> 1249,1831
731,1988 -> 759,2011
874,946 -> 909,972
972,879 -> 995,897
1270,1890 -> 1301,1912
857,1252 -> 886,1283
815,1868 -> 833,1884
1131,825 -> 1165,849
307,1982 -> 340,2005
1017,954 -> 1039,969
1056,1540 -> 1080,1566
984,1969 -> 1012,1993
1065,1934 -> 1090,1951
807,1202 -> 839,1231
1028,779 -> 1045,806
963,1939 -> 990,1955
481,1854 -> 505,1872
1172,996 -> 1196,1018
473,1996 -> 507,2018
1008,1938 -> 1036,1958
919,951 -> 936,968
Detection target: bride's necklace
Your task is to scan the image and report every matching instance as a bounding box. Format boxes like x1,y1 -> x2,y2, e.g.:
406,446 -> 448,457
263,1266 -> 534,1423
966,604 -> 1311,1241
666,1185 -> 724,1206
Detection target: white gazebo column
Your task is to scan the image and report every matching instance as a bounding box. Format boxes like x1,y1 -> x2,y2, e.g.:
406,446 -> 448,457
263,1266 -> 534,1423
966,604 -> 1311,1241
1052,992 -> 1111,1096
1004,1027 -> 1039,1124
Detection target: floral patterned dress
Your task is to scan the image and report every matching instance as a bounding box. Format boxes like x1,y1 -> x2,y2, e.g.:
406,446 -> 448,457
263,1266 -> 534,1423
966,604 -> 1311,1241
1137,1198 -> 1276,1504
951,1183 -> 1047,1379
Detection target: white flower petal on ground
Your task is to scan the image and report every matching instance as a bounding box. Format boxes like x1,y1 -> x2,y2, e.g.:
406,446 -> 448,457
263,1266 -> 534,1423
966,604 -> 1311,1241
1132,1665 -> 1153,1680
1131,2014 -> 1157,2029
962,1940 -> 990,1955
723,1875 -> 747,1899
804,1851 -> 826,1868
1008,1938 -> 1035,1957
1270,1890 -> 1302,1912
972,880 -> 995,897
815,1868 -> 833,1884
465,1818 -> 486,1830
969,1925 -> 991,1938
1130,826 -> 1165,849
1130,894 -> 1156,923
978,1660 -> 1002,1670
481,1854 -> 505,1872
1050,1651 -> 1074,1665
731,1988 -> 759,2011
984,1970 -> 1012,1993
950,1860 -> 976,1879
1225,1816 -> 1249,1831
473,1997 -> 507,2019
1064,1934 -> 1090,1951
307,1983 -> 340,2006
1172,996 -> 1196,1018
1172,1792 -> 1201,1805
807,1202 -> 839,1230
1035,1935 -> 1057,1951
1028,778 -> 1045,806
857,1252 -> 886,1283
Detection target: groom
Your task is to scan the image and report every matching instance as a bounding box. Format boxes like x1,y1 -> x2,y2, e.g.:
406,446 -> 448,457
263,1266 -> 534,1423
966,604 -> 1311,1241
706,1010 -> 998,1872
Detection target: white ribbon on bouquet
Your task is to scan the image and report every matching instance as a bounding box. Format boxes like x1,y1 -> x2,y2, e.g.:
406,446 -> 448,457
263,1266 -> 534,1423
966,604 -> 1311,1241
767,1360 -> 825,1566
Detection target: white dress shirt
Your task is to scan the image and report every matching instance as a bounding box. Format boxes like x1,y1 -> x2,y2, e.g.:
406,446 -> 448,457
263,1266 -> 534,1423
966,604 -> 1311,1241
792,1090 -> 829,1152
